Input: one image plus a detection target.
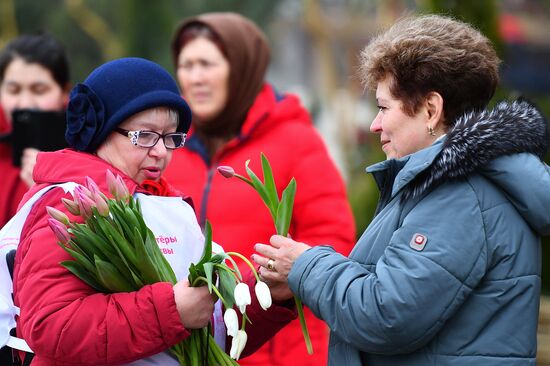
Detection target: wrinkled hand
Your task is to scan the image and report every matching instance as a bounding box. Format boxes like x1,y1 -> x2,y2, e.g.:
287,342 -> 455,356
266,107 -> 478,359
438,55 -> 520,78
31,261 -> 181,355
173,280 -> 215,329
252,235 -> 311,301
19,147 -> 39,187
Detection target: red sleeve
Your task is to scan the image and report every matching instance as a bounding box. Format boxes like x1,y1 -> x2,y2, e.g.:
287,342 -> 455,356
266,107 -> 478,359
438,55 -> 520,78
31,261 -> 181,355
13,189 -> 189,365
0,156 -> 28,227
236,272 -> 297,358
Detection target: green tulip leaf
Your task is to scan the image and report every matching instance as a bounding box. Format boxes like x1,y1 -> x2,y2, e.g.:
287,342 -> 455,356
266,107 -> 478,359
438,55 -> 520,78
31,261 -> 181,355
132,232 -> 163,284
196,221 -> 213,267
60,260 -> 108,292
209,253 -> 226,264
276,178 -> 296,236
94,255 -> 135,292
218,269 -> 237,309
260,152 -> 279,210
203,262 -> 214,293
59,244 -> 97,275
245,160 -> 277,220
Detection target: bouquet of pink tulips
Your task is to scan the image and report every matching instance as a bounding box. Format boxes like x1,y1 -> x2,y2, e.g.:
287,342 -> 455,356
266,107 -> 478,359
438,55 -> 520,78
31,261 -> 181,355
218,153 -> 313,355
46,171 -> 273,365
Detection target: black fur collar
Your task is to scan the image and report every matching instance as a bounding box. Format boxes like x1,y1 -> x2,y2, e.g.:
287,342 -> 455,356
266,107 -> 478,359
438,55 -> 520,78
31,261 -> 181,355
402,99 -> 549,200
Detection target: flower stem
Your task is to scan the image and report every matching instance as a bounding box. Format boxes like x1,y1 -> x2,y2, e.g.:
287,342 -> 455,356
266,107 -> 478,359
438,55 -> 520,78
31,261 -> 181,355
226,251 -> 260,281
234,173 -> 255,188
294,297 -> 313,354
191,275 -> 209,287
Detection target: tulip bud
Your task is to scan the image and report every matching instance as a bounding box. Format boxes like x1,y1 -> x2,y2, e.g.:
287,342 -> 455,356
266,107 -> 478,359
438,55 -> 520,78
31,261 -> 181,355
46,206 -> 70,226
234,282 -> 251,314
106,170 -> 118,198
217,166 -> 235,179
93,193 -> 110,217
61,197 -> 80,216
75,184 -> 93,201
224,308 -> 239,337
116,175 -> 130,200
48,218 -> 70,245
75,189 -> 95,219
85,176 -> 102,196
229,330 -> 247,360
255,281 -> 272,311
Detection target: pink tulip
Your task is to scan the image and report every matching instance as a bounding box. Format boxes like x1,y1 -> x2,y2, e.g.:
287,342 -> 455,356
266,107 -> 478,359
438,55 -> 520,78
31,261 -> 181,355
75,189 -> 95,219
217,165 -> 254,188
92,192 -> 110,217
75,184 -> 93,200
46,206 -> 70,226
61,197 -> 80,216
106,170 -> 118,198
48,218 -> 70,245
217,166 -> 235,179
107,170 -> 130,200
116,175 -> 130,200
85,176 -> 102,197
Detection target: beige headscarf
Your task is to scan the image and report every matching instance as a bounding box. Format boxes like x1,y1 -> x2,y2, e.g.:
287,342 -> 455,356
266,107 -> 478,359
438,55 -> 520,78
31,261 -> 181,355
171,12 -> 270,137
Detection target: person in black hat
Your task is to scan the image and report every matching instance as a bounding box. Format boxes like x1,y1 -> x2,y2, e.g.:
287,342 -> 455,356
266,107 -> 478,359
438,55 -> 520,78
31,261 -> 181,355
9,57 -> 296,365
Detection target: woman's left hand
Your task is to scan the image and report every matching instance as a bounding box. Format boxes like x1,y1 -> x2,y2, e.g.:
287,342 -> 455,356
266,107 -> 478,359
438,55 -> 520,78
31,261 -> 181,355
252,235 -> 311,300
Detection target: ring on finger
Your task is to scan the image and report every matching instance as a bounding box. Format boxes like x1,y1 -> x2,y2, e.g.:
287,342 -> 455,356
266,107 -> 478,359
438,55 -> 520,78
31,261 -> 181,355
266,258 -> 275,271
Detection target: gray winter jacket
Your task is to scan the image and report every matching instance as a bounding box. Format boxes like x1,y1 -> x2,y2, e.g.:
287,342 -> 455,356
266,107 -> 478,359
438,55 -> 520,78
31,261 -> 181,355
288,100 -> 550,365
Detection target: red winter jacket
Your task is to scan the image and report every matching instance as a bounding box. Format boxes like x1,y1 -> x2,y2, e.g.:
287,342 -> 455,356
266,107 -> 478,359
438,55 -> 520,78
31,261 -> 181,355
0,108 -> 28,228
13,149 -> 296,365
164,84 -> 356,366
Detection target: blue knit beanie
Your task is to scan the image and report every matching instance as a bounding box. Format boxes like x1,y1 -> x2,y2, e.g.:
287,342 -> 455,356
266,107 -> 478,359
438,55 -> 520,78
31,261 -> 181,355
65,57 -> 192,152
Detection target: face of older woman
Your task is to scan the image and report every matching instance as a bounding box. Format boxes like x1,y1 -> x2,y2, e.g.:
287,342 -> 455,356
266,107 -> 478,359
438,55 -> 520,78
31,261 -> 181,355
96,108 -> 177,184
0,57 -> 68,124
370,77 -> 440,159
176,37 -> 230,123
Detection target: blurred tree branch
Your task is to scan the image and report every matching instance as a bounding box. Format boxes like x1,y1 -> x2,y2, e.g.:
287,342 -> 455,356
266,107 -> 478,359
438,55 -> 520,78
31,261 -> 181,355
0,0 -> 18,48
64,0 -> 123,59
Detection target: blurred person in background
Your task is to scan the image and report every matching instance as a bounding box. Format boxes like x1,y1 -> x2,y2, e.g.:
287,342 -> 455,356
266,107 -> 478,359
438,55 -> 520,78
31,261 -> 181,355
254,14 -> 550,365
166,12 -> 356,366
0,32 -> 70,227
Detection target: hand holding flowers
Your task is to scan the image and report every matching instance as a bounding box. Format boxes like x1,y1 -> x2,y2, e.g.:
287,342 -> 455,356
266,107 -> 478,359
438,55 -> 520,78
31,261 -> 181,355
253,235 -> 311,284
46,171 -> 274,364
218,153 -> 313,355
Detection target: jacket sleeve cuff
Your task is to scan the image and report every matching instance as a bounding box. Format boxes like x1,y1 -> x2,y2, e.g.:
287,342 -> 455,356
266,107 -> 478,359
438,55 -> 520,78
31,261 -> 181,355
152,282 -> 190,345
288,245 -> 334,296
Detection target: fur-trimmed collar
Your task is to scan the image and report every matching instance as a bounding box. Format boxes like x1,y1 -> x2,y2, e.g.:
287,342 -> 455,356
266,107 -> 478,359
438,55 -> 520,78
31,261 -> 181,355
402,99 -> 549,200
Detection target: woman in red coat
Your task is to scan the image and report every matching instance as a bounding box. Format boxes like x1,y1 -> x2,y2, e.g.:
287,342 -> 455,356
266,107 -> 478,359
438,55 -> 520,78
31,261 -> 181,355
12,57 -> 296,365
0,33 -> 70,228
166,12 -> 356,366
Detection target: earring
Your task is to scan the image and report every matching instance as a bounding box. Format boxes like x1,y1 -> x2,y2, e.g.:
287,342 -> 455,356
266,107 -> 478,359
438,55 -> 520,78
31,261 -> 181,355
427,126 -> 436,136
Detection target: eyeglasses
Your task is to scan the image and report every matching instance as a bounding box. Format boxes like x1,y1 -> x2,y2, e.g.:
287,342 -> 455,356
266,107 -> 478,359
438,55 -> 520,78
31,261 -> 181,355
114,128 -> 186,149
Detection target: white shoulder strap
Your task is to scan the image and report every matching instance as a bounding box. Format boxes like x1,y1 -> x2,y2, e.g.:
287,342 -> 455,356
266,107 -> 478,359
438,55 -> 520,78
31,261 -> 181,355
0,182 -> 77,352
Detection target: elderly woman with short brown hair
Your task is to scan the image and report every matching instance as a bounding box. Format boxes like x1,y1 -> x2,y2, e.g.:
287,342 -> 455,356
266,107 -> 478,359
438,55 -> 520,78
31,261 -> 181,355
254,14 -> 550,366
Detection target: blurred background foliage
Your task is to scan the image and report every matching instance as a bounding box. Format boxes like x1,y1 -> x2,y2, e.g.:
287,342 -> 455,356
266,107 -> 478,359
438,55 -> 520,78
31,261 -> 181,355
1,0 -> 549,293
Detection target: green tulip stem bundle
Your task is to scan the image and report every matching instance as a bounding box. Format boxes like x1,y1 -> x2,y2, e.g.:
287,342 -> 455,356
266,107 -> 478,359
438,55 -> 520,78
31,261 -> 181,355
217,153 -> 313,355
46,171 -> 273,365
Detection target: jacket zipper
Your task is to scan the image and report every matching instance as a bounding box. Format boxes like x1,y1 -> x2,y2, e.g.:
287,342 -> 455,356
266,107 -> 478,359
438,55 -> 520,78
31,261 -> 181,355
198,167 -> 215,228
196,112 -> 270,229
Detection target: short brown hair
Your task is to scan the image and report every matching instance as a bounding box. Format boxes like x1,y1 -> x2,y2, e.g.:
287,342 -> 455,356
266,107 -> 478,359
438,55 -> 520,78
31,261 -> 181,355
360,14 -> 501,126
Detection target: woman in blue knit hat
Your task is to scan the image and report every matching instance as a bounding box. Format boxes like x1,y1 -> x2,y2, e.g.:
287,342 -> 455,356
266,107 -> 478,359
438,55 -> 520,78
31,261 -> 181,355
8,57 -> 296,365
